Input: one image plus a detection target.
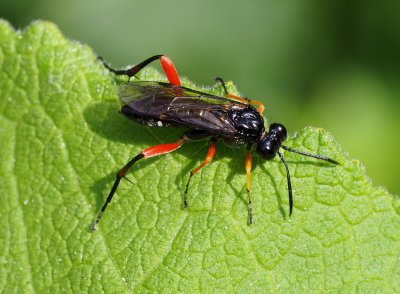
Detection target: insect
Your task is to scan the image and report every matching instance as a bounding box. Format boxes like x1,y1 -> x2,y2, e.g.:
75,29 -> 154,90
91,55 -> 339,230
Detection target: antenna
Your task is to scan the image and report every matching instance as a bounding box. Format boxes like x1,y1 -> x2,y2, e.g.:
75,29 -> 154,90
277,146 -> 339,216
282,145 -> 339,165
277,151 -> 293,216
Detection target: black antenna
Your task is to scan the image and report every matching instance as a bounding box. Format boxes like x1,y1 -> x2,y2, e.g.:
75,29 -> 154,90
277,151 -> 293,216
277,145 -> 339,217
282,145 -> 339,165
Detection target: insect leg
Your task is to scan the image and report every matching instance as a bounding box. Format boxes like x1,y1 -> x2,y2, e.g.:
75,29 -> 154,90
245,148 -> 253,224
215,77 -> 265,114
184,139 -> 217,208
215,77 -> 248,104
100,55 -> 181,86
91,138 -> 186,231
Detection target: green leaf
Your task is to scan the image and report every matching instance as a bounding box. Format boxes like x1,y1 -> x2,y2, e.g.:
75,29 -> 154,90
1,20 -> 399,293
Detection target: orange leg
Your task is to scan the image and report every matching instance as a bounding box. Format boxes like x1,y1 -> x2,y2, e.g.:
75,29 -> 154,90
227,94 -> 265,115
215,77 -> 265,114
245,149 -> 253,224
226,93 -> 250,104
184,142 -> 216,207
91,139 -> 185,231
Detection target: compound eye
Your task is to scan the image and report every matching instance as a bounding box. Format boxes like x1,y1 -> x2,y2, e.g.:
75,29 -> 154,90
256,138 -> 278,160
269,123 -> 287,142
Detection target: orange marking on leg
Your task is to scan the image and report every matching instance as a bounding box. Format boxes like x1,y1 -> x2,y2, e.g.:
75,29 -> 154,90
245,150 -> 252,192
184,142 -> 216,207
160,55 -> 181,86
142,141 -> 183,158
91,140 -> 184,230
245,150 -> 253,224
226,93 -> 265,114
191,143 -> 216,175
227,93 -> 248,104
253,101 -> 265,114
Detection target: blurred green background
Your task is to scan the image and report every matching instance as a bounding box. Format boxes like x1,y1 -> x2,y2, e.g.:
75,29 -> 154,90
2,0 -> 399,195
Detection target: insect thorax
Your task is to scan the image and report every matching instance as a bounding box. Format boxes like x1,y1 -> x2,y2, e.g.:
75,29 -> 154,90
224,105 -> 265,146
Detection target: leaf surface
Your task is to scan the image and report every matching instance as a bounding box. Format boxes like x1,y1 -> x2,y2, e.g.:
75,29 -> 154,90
0,20 -> 399,293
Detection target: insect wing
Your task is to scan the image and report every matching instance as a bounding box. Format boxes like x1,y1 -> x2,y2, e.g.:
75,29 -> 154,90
118,81 -> 243,135
118,81 -> 236,104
